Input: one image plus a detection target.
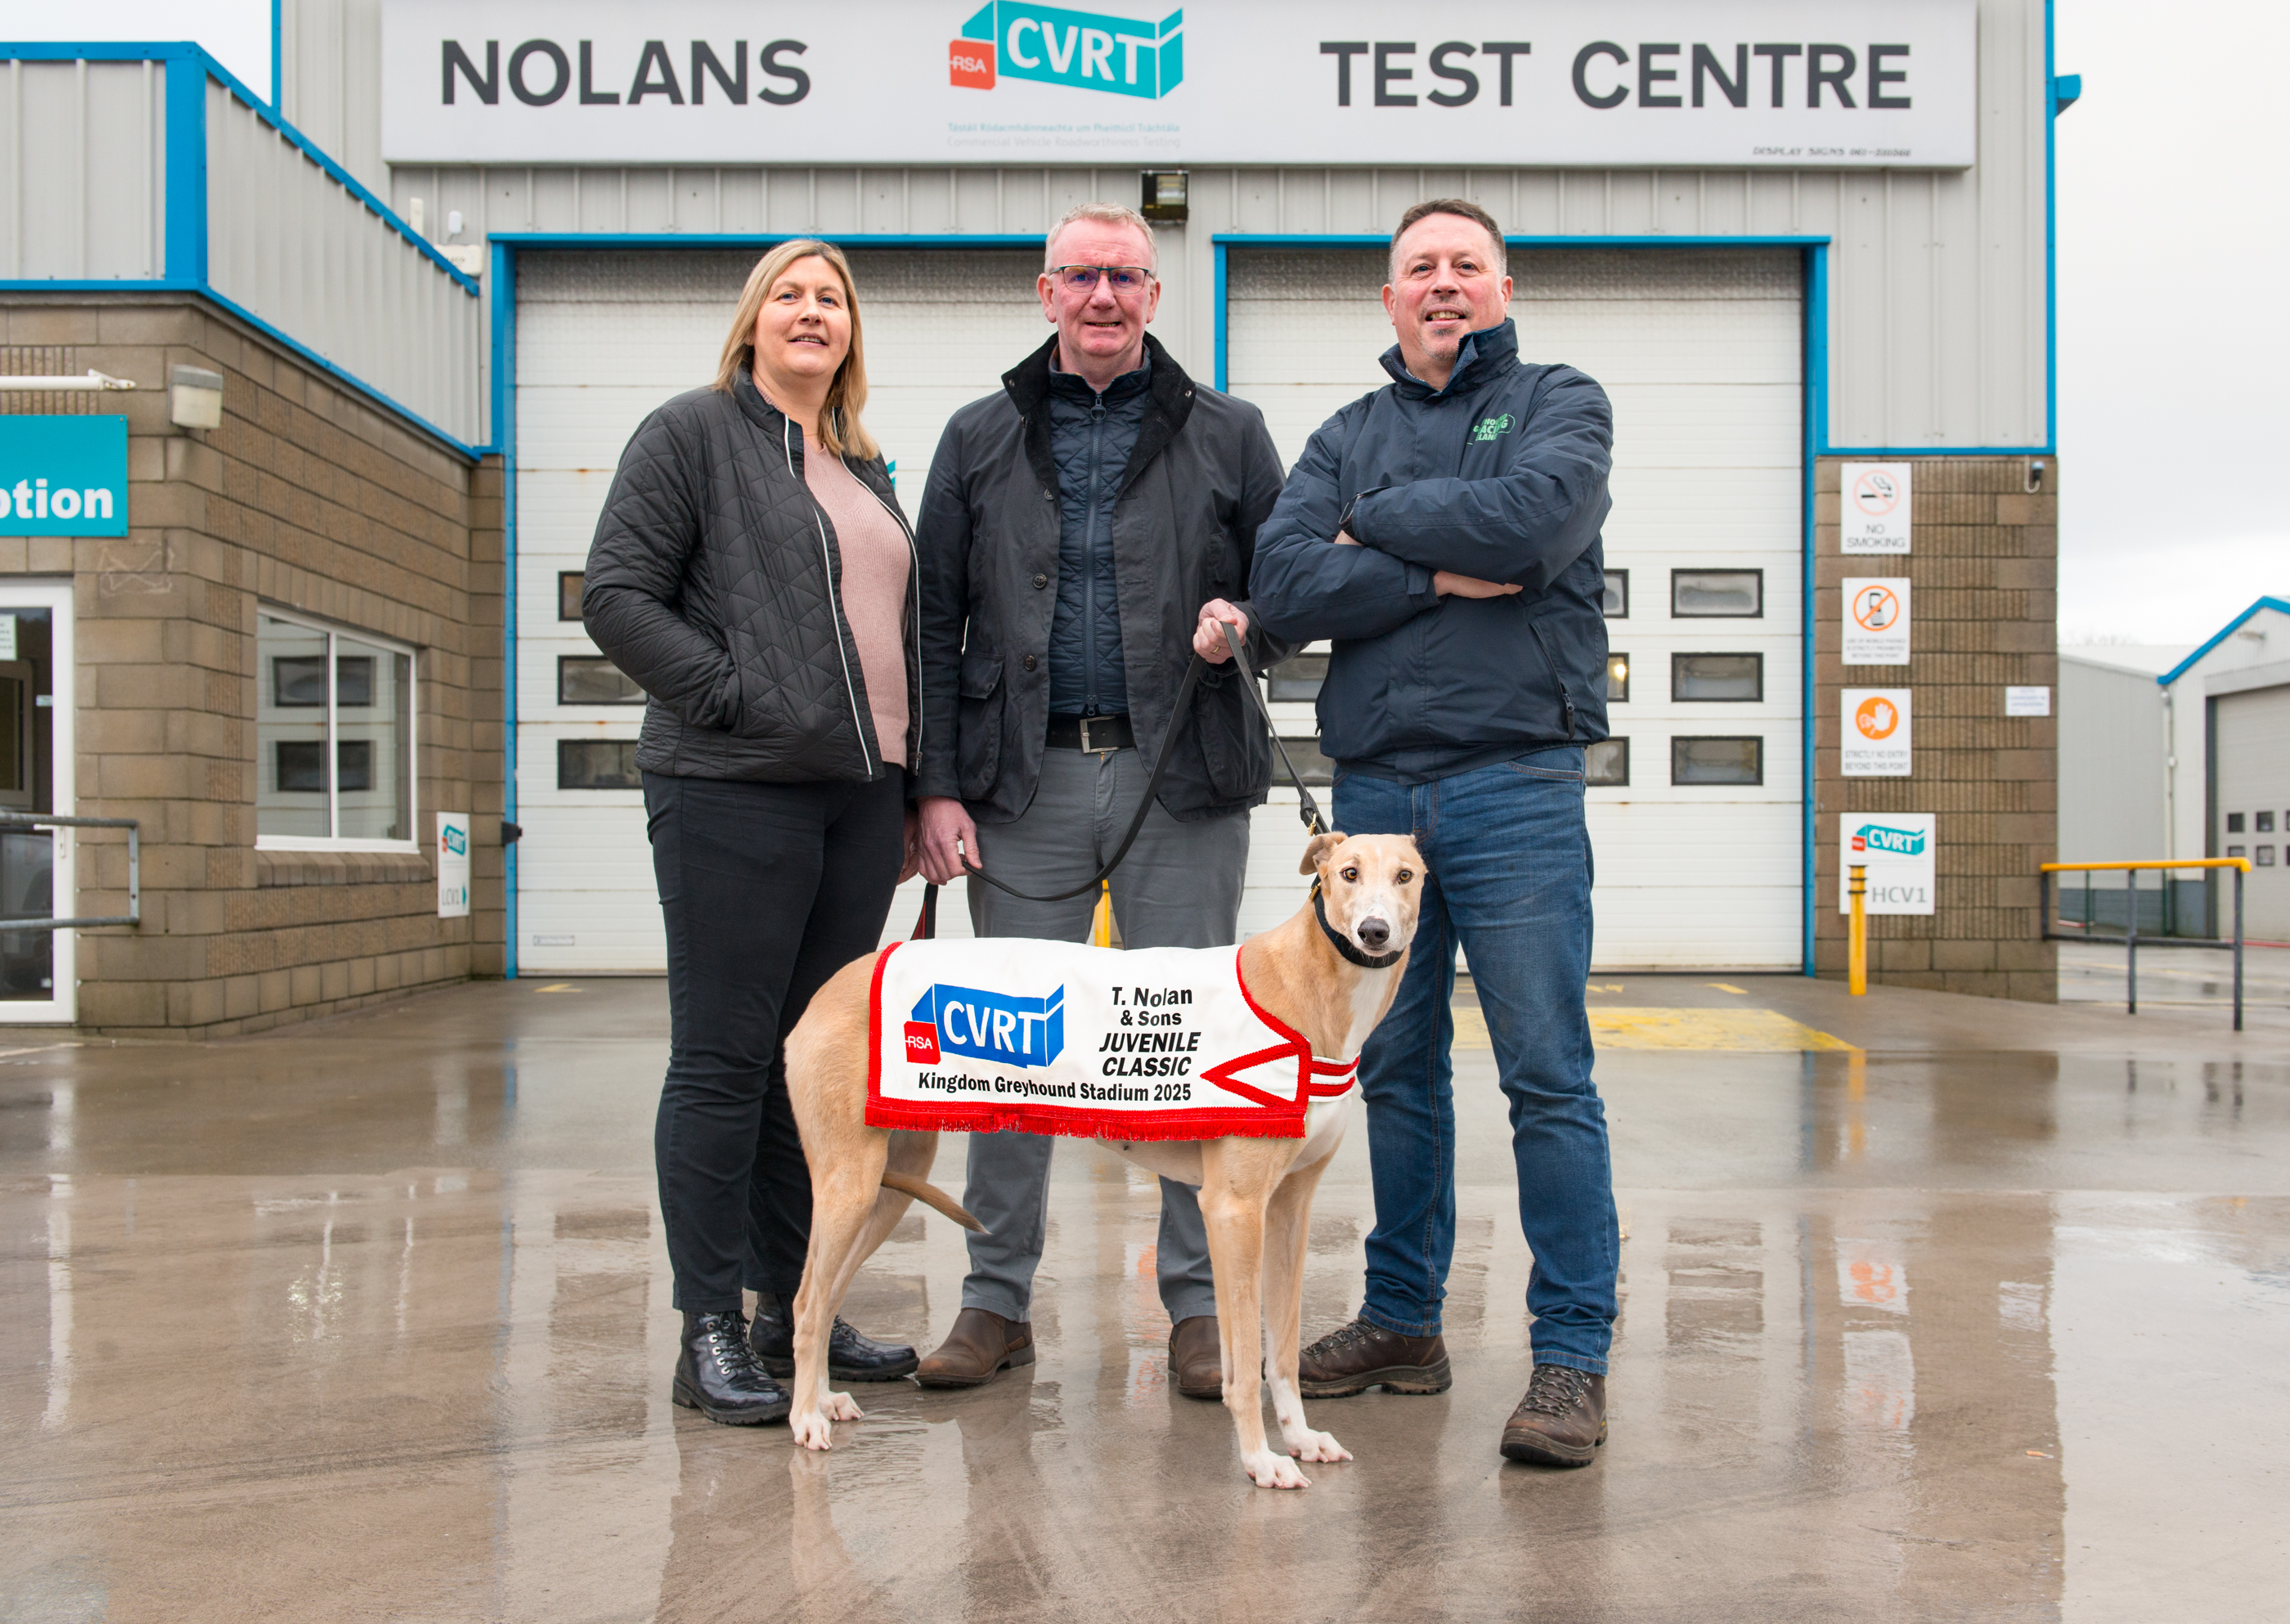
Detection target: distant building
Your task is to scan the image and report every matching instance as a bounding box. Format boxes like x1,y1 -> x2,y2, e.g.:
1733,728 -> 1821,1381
2059,599 -> 2290,940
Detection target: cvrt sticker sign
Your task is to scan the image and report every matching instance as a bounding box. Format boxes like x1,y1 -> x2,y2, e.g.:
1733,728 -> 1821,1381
379,0 -> 1977,167
1839,813 -> 1935,916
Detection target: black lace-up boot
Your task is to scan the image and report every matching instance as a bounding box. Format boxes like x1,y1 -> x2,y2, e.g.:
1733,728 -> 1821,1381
1500,1365 -> 1607,1466
672,1309 -> 793,1425
749,1292 -> 919,1382
1296,1316 -> 1452,1397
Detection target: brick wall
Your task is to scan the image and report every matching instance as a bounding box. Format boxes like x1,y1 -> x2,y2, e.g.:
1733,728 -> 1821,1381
0,294 -> 505,1034
1812,455 -> 2058,1001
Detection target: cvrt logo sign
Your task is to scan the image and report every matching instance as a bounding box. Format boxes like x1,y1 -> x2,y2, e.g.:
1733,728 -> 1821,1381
950,2 -> 1183,98
906,982 -> 1067,1067
1851,823 -> 1926,858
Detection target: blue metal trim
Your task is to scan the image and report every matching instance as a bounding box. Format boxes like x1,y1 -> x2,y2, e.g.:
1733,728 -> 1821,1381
270,0 -> 282,110
1213,240 -> 1228,393
493,240 -> 521,977
1213,232 -> 1836,249
199,285 -> 483,460
3,43 -> 477,294
1824,445 -> 2053,457
486,232 -> 1046,249
1803,243 -> 1825,976
162,43 -> 208,289
2156,598 -> 2290,689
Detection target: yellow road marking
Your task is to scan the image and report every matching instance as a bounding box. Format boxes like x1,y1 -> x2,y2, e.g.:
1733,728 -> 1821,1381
1452,1004 -> 1854,1052
537,983 -> 581,993
1707,982 -> 1750,995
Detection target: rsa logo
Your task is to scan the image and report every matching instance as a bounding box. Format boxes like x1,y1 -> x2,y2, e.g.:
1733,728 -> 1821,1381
950,2 -> 1185,98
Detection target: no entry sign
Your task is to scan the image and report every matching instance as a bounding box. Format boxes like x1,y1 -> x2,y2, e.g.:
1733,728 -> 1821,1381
1841,688 -> 1911,777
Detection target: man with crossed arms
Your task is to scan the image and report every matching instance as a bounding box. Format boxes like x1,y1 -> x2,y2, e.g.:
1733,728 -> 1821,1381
1251,199 -> 1620,1467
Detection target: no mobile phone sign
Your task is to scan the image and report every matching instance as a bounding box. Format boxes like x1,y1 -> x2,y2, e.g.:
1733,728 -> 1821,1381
1841,463 -> 1911,553
1843,577 -> 1911,665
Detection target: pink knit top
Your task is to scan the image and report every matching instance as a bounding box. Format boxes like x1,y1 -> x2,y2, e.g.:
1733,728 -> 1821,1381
805,446 -> 911,767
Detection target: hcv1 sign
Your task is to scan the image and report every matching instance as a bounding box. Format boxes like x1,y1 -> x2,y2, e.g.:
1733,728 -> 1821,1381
1839,814 -> 1935,915
0,417 -> 128,536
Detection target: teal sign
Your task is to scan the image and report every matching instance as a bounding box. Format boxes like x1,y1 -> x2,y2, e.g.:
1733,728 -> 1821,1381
0,416 -> 128,537
955,3 -> 1184,100
1855,823 -> 1927,857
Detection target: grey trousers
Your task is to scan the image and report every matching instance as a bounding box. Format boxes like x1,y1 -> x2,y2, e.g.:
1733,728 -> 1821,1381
960,742 -> 1250,1325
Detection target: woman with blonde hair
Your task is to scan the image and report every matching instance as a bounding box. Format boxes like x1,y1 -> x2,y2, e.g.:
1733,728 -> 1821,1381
585,240 -> 923,1424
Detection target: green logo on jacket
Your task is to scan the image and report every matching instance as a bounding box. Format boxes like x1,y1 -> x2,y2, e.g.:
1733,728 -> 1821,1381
1471,413 -> 1514,442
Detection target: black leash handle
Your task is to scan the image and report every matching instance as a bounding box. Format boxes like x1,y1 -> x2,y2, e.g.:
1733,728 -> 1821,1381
914,622 -> 1326,935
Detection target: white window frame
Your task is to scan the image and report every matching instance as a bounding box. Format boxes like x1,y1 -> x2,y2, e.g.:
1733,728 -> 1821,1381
254,605 -> 420,854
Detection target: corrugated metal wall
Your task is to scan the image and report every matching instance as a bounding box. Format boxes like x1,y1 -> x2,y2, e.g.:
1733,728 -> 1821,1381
298,0 -> 2053,451
2059,656 -> 2167,862
206,80 -> 483,444
0,61 -> 168,280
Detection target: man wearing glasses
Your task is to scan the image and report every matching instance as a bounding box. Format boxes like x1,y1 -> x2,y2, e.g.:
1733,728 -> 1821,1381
912,202 -> 1288,1395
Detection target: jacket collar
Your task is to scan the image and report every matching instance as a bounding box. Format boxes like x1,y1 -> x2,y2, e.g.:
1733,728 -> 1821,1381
1379,317 -> 1520,400
1006,330 -> 1197,498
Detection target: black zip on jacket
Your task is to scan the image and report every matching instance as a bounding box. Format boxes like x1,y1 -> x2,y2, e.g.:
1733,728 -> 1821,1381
582,371 -> 922,784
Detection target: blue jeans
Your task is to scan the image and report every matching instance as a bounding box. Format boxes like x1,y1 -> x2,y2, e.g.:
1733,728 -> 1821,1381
1334,749 -> 1619,1375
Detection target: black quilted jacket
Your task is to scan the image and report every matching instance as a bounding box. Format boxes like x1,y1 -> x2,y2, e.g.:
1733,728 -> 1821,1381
582,373 -> 920,784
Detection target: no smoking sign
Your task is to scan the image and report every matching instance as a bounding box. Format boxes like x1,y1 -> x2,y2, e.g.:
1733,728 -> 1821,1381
1842,576 -> 1911,665
1840,461 -> 1912,553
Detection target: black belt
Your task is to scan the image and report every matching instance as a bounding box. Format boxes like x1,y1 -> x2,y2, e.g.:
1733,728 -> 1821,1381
1045,713 -> 1134,753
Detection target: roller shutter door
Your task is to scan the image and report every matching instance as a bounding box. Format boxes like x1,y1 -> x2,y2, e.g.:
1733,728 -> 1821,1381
1225,248 -> 1803,968
514,249 -> 1045,971
2214,685 -> 2290,940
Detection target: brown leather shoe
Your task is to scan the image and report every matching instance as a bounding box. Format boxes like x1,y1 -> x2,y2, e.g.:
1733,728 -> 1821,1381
1500,1366 -> 1608,1466
914,1307 -> 1035,1388
1297,1317 -> 1452,1397
1168,1315 -> 1223,1399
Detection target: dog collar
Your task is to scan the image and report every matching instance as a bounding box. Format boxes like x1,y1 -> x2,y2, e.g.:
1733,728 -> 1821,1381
1313,884 -> 1404,970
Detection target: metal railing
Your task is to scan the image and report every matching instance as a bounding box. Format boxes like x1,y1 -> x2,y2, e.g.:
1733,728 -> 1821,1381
0,814 -> 141,931
2041,858 -> 2250,1031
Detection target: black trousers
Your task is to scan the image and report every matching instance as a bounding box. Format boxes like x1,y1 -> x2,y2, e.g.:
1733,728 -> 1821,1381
644,769 -> 906,1312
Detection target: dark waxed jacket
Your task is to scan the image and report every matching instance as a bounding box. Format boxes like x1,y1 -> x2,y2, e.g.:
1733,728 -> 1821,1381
582,372 -> 919,783
1044,355 -> 1152,716
1251,320 -> 1613,780
914,332 -> 1289,825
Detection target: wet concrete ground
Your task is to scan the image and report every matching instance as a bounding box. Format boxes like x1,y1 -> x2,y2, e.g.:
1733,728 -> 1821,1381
2,969 -> 2285,1622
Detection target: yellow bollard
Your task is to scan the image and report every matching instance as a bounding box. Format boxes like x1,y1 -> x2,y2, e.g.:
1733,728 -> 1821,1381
1092,880 -> 1113,948
1848,862 -> 1868,996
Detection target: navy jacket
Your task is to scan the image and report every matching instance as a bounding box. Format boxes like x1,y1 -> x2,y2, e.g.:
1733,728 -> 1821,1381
1250,320 -> 1613,781
1044,354 -> 1152,716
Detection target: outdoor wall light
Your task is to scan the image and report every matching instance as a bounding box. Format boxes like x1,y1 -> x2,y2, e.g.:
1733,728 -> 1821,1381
169,366 -> 224,430
1141,170 -> 1188,223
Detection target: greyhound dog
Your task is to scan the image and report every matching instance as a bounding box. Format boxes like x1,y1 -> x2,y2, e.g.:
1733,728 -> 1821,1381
780,831 -> 1426,1489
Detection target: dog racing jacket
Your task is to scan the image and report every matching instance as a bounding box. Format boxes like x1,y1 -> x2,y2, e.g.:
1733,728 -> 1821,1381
865,939 -> 1358,1141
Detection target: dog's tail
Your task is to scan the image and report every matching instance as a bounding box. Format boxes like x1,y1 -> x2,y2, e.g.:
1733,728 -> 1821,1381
881,1171 -> 986,1232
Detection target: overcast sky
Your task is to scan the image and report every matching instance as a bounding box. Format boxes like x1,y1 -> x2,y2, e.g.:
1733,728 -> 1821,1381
2054,0 -> 2290,644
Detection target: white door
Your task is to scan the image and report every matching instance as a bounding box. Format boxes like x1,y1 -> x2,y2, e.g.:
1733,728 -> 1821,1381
2215,685 -> 2290,940
1224,247 -> 1804,969
0,580 -> 74,1022
514,248 -> 1048,971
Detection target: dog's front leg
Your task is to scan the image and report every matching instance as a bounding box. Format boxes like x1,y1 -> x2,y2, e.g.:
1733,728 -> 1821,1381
1262,1158 -> 1349,1466
1201,1143 -> 1307,1488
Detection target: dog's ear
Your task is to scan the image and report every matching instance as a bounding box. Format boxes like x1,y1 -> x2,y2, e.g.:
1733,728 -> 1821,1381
1299,831 -> 1346,876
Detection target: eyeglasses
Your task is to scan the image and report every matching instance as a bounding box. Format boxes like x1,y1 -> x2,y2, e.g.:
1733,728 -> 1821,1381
1048,264 -> 1155,295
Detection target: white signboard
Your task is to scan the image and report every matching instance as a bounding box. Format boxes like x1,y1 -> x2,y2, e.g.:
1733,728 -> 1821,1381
1838,814 -> 1934,914
1841,577 -> 1910,665
1841,688 -> 1911,777
2005,685 -> 2050,716
380,0 -> 1978,168
1840,462 -> 1912,553
437,812 -> 471,918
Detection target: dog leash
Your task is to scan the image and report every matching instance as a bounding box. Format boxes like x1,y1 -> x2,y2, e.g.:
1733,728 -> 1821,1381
914,621 -> 1324,935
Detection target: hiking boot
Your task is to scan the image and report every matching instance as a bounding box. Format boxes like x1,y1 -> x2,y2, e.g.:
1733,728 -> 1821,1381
671,1309 -> 793,1425
914,1307 -> 1035,1388
1297,1317 -> 1452,1397
1500,1366 -> 1608,1467
749,1292 -> 918,1382
1169,1315 -> 1224,1399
